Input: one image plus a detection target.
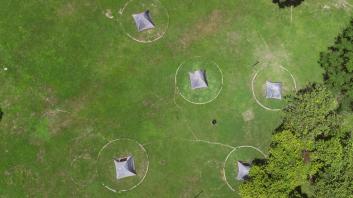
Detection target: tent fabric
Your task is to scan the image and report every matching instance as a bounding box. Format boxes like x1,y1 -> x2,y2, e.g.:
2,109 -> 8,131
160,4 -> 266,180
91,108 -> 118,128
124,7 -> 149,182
132,10 -> 155,32
189,69 -> 208,89
236,161 -> 251,181
114,156 -> 137,180
265,81 -> 282,99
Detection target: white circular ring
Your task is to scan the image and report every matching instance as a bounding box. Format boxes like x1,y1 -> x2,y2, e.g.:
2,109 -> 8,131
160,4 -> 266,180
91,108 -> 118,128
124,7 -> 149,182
175,58 -> 224,105
119,0 -> 169,43
97,138 -> 149,193
251,65 -> 297,111
222,145 -> 267,192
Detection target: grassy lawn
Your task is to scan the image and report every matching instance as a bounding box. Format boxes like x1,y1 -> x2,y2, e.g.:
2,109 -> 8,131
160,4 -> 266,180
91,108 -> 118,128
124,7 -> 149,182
0,0 -> 352,197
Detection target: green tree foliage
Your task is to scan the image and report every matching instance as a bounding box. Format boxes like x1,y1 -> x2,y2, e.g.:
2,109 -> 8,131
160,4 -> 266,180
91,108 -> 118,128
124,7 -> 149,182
239,131 -> 318,198
312,131 -> 353,198
280,84 -> 340,140
320,20 -> 353,111
240,84 -> 353,197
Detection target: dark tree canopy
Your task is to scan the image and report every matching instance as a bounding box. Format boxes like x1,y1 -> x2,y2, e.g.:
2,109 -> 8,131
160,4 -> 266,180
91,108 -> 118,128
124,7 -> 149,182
279,84 -> 340,140
272,0 -> 304,8
240,17 -> 353,198
240,84 -> 353,198
239,130 -> 316,198
320,20 -> 353,111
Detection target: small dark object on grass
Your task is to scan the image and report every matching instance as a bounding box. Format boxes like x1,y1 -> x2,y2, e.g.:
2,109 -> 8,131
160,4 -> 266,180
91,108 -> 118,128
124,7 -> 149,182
212,119 -> 217,125
194,190 -> 204,198
0,109 -> 3,122
251,61 -> 260,67
272,0 -> 304,8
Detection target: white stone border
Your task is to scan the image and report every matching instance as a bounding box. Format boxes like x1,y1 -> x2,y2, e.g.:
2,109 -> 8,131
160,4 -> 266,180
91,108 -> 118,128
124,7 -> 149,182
119,0 -> 170,43
97,138 -> 149,193
222,145 -> 267,192
175,57 -> 224,105
251,65 -> 297,111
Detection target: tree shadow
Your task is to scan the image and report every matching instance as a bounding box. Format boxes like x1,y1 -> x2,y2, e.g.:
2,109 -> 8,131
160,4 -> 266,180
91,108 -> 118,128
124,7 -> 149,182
272,0 -> 304,8
252,158 -> 267,166
0,109 -> 3,122
289,186 -> 309,198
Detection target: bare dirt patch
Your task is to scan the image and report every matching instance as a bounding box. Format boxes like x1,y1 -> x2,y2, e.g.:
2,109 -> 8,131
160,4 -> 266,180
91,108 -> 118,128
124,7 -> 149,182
159,160 -> 166,166
249,30 -> 290,65
37,86 -> 95,139
180,173 -> 202,198
57,2 -> 75,17
227,31 -> 241,45
242,109 -> 255,122
334,0 -> 353,9
254,45 -> 289,65
45,95 -> 87,135
3,165 -> 39,188
104,9 -> 114,19
36,147 -> 46,163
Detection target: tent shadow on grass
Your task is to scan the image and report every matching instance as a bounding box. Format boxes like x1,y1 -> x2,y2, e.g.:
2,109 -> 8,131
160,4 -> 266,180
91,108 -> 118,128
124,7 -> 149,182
251,158 -> 267,166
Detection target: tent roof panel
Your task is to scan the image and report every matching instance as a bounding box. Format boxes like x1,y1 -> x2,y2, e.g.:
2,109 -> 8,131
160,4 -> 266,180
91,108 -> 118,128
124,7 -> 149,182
266,81 -> 282,99
236,161 -> 251,181
132,10 -> 155,32
189,69 -> 208,89
114,156 -> 137,180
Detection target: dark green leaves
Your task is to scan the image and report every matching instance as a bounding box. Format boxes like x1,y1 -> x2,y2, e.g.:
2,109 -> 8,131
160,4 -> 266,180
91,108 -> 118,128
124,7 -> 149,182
320,20 -> 353,111
240,84 -> 352,198
281,84 -> 340,140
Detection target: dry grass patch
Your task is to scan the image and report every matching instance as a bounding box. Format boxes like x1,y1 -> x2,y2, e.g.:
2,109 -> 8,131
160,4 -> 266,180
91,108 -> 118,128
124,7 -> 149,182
242,109 -> 255,122
57,2 -> 76,17
254,45 -> 289,65
40,88 -> 94,137
179,10 -> 225,49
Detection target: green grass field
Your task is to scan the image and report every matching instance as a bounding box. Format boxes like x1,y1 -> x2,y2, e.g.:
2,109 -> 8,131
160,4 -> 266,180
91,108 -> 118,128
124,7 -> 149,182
0,0 -> 352,197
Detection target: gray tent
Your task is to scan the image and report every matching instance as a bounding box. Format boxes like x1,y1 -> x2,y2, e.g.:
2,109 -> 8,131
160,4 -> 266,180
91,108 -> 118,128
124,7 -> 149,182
266,81 -> 282,100
236,161 -> 251,181
114,156 -> 137,180
189,69 -> 208,90
132,10 -> 155,32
